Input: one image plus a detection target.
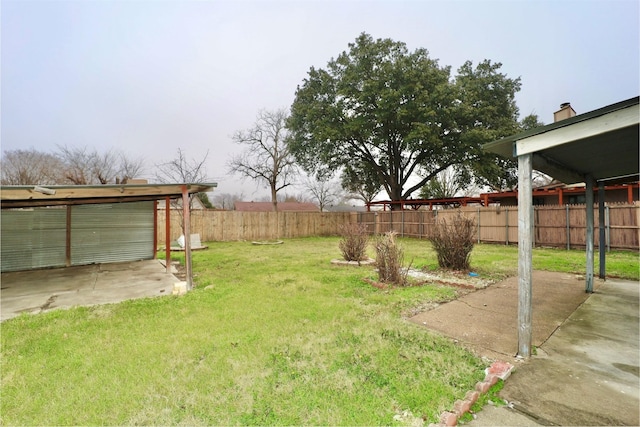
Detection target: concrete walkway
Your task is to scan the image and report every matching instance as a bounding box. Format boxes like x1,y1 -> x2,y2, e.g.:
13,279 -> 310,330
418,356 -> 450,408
1,260 -> 178,321
411,272 -> 639,426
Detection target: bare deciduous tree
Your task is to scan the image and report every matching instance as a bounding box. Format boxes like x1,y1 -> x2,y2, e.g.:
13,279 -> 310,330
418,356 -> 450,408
212,192 -> 245,210
303,176 -> 342,212
155,148 -> 209,184
227,108 -> 297,212
155,148 -> 210,232
58,145 -> 95,184
0,149 -> 64,185
57,145 -> 145,184
118,153 -> 145,183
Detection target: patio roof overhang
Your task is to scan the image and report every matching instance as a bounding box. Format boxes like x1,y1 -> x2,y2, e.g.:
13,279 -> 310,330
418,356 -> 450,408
0,183 -> 217,209
483,96 -> 639,358
484,96 -> 639,185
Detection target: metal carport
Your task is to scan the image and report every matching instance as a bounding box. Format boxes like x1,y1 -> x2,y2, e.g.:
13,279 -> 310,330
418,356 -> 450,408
1,182 -> 216,289
484,96 -> 639,357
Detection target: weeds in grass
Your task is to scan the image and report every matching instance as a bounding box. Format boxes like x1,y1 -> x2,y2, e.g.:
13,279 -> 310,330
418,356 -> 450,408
459,379 -> 505,424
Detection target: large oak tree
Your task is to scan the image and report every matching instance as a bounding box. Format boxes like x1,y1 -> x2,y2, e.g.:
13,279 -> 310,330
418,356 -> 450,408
287,33 -> 524,206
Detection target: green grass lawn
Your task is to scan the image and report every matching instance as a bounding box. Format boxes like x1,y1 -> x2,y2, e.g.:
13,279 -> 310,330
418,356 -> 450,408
1,238 -> 637,425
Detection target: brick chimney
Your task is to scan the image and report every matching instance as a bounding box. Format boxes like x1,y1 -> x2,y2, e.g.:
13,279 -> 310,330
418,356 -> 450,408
554,102 -> 576,122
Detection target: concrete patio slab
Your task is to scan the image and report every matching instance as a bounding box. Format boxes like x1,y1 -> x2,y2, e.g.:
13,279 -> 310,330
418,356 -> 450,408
410,270 -> 594,359
1,260 -> 178,321
410,272 -> 639,426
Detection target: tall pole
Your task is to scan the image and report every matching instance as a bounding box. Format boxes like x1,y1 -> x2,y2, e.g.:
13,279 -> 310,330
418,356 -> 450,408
517,153 -> 533,358
165,196 -> 171,274
585,176 -> 595,293
598,182 -> 606,279
182,185 -> 193,290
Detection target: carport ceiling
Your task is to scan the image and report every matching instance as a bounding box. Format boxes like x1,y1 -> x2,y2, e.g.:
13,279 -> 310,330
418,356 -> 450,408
0,183 -> 217,209
485,96 -> 639,184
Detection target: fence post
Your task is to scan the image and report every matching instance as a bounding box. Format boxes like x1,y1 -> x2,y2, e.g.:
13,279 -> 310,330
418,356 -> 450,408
566,204 -> 570,250
505,207 -> 509,245
598,183 -> 606,279
477,207 -> 481,244
605,205 -> 610,252
401,209 -> 404,237
375,212 -> 379,235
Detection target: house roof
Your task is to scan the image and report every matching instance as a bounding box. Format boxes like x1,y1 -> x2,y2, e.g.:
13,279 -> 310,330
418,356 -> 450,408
234,201 -> 320,212
0,183 -> 217,209
484,96 -> 639,184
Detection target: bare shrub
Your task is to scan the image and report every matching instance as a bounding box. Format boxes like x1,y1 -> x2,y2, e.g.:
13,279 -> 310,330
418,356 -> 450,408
375,231 -> 408,285
430,212 -> 476,270
338,223 -> 370,261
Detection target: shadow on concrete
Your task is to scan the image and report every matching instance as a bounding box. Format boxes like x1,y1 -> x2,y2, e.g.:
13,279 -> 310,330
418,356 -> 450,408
1,260 -> 178,322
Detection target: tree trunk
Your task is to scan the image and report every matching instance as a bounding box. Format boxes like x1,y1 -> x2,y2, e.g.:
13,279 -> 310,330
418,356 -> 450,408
271,184 -> 278,212
389,183 -> 403,210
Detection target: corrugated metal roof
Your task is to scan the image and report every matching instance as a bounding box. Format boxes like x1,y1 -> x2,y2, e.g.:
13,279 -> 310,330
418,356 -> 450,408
0,182 -> 217,209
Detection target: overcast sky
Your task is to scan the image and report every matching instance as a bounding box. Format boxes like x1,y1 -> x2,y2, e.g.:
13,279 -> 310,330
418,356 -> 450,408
2,0 -> 638,200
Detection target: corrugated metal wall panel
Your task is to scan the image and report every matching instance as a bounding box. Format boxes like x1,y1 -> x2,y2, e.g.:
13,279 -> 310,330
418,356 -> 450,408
1,201 -> 155,272
0,208 -> 67,272
70,201 -> 155,265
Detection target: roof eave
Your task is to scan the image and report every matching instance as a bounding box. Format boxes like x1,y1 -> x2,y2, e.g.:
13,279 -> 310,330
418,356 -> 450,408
483,96 -> 640,159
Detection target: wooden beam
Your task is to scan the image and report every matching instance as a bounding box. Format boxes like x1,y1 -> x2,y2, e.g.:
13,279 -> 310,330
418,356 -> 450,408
153,200 -> 158,260
517,153 -> 533,358
165,196 -> 171,274
0,183 -> 216,209
532,152 -> 584,184
182,185 -> 193,290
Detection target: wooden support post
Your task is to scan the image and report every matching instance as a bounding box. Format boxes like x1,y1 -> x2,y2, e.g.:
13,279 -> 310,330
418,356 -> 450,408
153,200 -> 158,259
165,196 -> 171,274
182,185 -> 193,290
517,153 -> 533,358
598,182 -> 606,279
585,176 -> 595,293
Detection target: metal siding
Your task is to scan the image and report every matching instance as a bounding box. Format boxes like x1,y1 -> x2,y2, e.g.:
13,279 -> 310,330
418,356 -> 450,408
70,201 -> 154,265
0,208 -> 67,272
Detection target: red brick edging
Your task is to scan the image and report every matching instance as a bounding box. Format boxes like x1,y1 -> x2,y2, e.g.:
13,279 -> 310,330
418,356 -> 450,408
431,361 -> 515,427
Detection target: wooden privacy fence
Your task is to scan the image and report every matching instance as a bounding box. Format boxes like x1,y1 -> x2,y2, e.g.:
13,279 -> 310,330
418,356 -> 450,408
157,210 -> 353,243
357,202 -> 640,250
157,203 -> 639,250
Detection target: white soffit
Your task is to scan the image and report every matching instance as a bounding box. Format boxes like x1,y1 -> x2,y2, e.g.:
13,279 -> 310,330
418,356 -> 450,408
514,103 -> 639,157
